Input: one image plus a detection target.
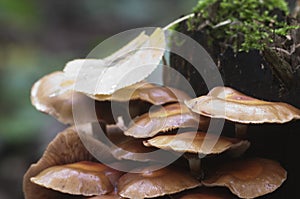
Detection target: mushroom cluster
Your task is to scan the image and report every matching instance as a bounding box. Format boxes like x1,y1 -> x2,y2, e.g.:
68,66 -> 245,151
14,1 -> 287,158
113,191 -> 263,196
25,72 -> 300,198
24,29 -> 300,199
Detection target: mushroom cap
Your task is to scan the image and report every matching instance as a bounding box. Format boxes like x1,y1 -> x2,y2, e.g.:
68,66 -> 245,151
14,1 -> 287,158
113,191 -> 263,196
185,86 -> 300,124
111,138 -> 157,162
31,71 -> 94,124
110,137 -> 175,162
143,131 -> 250,155
30,161 -> 122,196
23,127 -> 93,199
117,166 -> 201,198
31,71 -> 189,125
173,187 -> 237,199
91,82 -> 190,105
124,103 -> 208,138
202,158 -> 287,198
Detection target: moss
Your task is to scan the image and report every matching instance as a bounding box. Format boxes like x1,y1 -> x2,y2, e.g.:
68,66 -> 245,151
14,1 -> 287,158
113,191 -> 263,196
190,0 -> 298,52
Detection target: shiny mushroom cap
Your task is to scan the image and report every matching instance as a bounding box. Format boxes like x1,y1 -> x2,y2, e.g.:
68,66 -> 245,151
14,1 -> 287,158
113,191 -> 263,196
117,166 -> 201,198
125,103 -> 208,138
23,127 -> 93,199
143,131 -> 250,156
173,187 -> 237,199
185,86 -> 300,124
91,82 -> 190,105
30,161 -> 122,196
31,71 -> 94,124
203,158 -> 287,198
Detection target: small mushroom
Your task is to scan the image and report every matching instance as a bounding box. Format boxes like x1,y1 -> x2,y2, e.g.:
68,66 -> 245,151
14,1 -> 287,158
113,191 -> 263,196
144,131 -> 250,177
31,71 -> 95,124
111,138 -> 160,162
31,71 -> 190,125
117,166 -> 201,198
202,157 -> 287,198
110,137 -> 176,163
23,126 -> 117,199
94,82 -> 191,125
185,86 -> 300,138
124,103 -> 209,138
173,187 -> 237,199
30,161 -> 122,196
23,127 -> 92,199
91,82 -> 190,105
143,131 -> 249,155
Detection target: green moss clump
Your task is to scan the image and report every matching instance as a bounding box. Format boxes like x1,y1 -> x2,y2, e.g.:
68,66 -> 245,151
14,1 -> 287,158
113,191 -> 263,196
189,0 -> 298,52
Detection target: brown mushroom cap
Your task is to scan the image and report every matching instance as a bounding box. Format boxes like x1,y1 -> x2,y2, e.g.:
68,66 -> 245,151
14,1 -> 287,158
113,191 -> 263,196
23,126 -> 119,199
31,71 -> 98,124
143,131 -> 250,155
117,166 -> 201,198
91,82 -> 190,105
30,161 -> 122,196
202,158 -> 287,198
185,86 -> 300,124
23,127 -> 93,199
173,187 -> 237,199
124,103 -> 208,138
111,138 -> 157,162
31,71 -> 189,125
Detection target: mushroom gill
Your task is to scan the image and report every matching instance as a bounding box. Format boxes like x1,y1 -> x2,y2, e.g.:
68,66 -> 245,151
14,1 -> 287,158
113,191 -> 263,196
202,157 -> 287,198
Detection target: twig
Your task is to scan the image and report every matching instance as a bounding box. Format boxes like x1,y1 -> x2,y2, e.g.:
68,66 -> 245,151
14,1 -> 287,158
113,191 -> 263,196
163,13 -> 195,30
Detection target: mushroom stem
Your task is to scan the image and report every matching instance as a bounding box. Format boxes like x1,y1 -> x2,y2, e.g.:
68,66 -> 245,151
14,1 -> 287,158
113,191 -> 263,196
235,123 -> 248,139
184,154 -> 203,179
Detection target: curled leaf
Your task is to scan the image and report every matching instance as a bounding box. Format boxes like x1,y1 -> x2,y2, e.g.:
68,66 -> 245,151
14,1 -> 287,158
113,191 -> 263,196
64,28 -> 166,95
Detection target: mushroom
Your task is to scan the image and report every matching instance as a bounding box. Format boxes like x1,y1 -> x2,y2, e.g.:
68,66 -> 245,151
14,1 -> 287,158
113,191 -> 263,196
93,82 -> 191,125
23,126 -> 119,199
124,103 -> 209,138
143,131 -> 250,177
31,71 -> 95,124
31,71 -> 190,125
185,86 -> 300,138
30,161 -> 123,196
110,138 -> 163,162
143,131 -> 249,155
117,166 -> 201,198
91,81 -> 190,105
173,187 -> 237,199
202,157 -> 287,198
23,127 -> 92,199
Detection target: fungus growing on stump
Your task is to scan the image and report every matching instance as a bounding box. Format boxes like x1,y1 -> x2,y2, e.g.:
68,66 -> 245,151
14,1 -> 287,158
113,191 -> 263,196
186,86 -> 300,138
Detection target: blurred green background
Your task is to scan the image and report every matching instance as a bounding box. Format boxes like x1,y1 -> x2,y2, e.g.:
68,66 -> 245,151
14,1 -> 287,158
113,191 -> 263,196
0,0 -> 198,198
0,0 -> 297,198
